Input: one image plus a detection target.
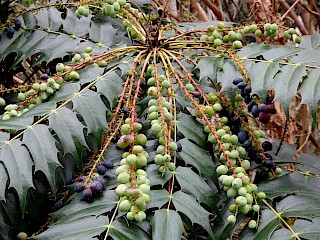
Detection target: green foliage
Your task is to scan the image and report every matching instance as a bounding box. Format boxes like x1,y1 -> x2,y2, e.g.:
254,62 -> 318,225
0,1 -> 319,240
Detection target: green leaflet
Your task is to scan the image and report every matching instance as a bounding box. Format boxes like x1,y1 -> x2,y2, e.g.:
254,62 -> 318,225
109,219 -> 150,240
48,107 -> 88,167
22,124 -> 61,192
72,89 -> 108,140
172,191 -> 214,239
300,69 -> 320,121
178,138 -> 216,178
175,166 -> 218,211
176,112 -> 206,147
0,140 -> 34,215
151,209 -> 184,240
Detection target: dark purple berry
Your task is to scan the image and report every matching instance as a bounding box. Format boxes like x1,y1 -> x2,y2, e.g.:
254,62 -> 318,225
122,107 -> 130,114
56,193 -> 64,201
176,141 -> 182,152
13,19 -> 22,30
240,89 -> 247,98
248,101 -> 256,112
157,7 -> 164,15
191,91 -> 201,98
266,104 -> 276,114
264,159 -> 276,171
231,116 -> 241,126
252,105 -> 260,118
259,112 -> 270,124
95,176 -> 105,185
78,176 -> 86,182
237,131 -> 247,143
90,181 -> 103,192
254,169 -> 268,183
244,95 -> 251,104
40,73 -> 48,80
248,149 -> 257,159
65,178 -> 72,185
258,104 -> 267,112
243,140 -> 252,150
74,182 -> 84,192
232,78 -> 243,85
54,201 -> 63,210
254,154 -> 264,164
6,27 -> 14,38
82,188 -> 93,200
237,82 -> 247,89
244,85 -> 252,94
103,161 -> 114,169
262,141 -> 273,151
231,125 -> 240,134
97,165 -> 106,175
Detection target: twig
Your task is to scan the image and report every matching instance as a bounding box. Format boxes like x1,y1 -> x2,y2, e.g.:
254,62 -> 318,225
280,0 -> 308,34
190,0 -> 209,21
202,0 -> 224,20
281,0 -> 300,20
275,120 -> 288,156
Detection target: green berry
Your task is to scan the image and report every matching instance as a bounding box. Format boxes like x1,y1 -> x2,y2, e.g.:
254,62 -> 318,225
117,172 -> 130,184
229,204 -> 238,213
214,38 -> 222,47
70,71 -> 80,80
185,83 -> 195,92
235,196 -> 247,206
288,28 -> 296,35
168,162 -> 175,171
218,22 -> 224,29
119,200 -> 132,212
240,204 -> 250,214
216,165 -> 228,175
126,212 -> 135,221
256,192 -> 266,199
255,29 -> 262,37
233,40 -> 242,49
295,37 -> 301,44
148,87 -> 157,96
227,215 -> 236,224
18,93 -> 25,101
252,204 -> 260,212
248,220 -> 257,228
227,187 -> 238,198
126,154 -> 137,165
232,178 -> 243,189
16,232 -> 28,240
139,184 -> 150,193
275,167 -> 282,176
168,142 -> 177,151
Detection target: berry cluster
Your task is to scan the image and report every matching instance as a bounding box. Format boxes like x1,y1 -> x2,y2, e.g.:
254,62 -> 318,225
232,77 -> 276,124
75,6 -> 89,19
183,80 -> 282,227
102,0 -> 128,19
6,19 -> 22,38
200,23 -> 300,50
1,75 -> 61,120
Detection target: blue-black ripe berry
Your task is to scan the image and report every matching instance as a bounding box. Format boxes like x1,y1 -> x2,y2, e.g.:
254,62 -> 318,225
6,27 -> 14,38
40,73 -> 48,80
13,19 -> 22,30
232,78 -> 243,85
54,201 -> 63,210
251,105 -> 260,118
264,159 -> 276,171
254,154 -> 264,164
248,101 -> 256,112
56,193 -> 64,201
258,104 -> 267,112
97,165 -> 106,175
74,182 -> 83,192
243,140 -> 252,150
254,169 -> 268,183
262,141 -> 273,151
244,85 -> 252,94
103,160 -> 114,169
82,188 -> 93,200
90,181 -> 103,192
95,176 -> 105,185
78,176 -> 86,182
237,131 -> 247,143
237,82 -> 247,89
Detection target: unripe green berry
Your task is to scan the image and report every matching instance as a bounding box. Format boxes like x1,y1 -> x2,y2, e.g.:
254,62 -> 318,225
227,187 -> 238,198
252,204 -> 260,212
232,178 -> 243,189
117,172 -> 130,184
18,92 -> 25,101
236,196 -> 247,206
256,192 -> 266,199
255,29 -> 262,37
248,220 -> 257,228
216,165 -> 228,175
233,40 -> 243,49
227,215 -> 236,224
119,199 -> 132,212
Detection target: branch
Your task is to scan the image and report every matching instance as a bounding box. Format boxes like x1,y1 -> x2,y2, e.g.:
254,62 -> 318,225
280,0 -> 308,35
190,0 -> 209,21
202,0 -> 224,20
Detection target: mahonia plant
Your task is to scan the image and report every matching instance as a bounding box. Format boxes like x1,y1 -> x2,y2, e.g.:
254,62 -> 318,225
1,0 -> 319,240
